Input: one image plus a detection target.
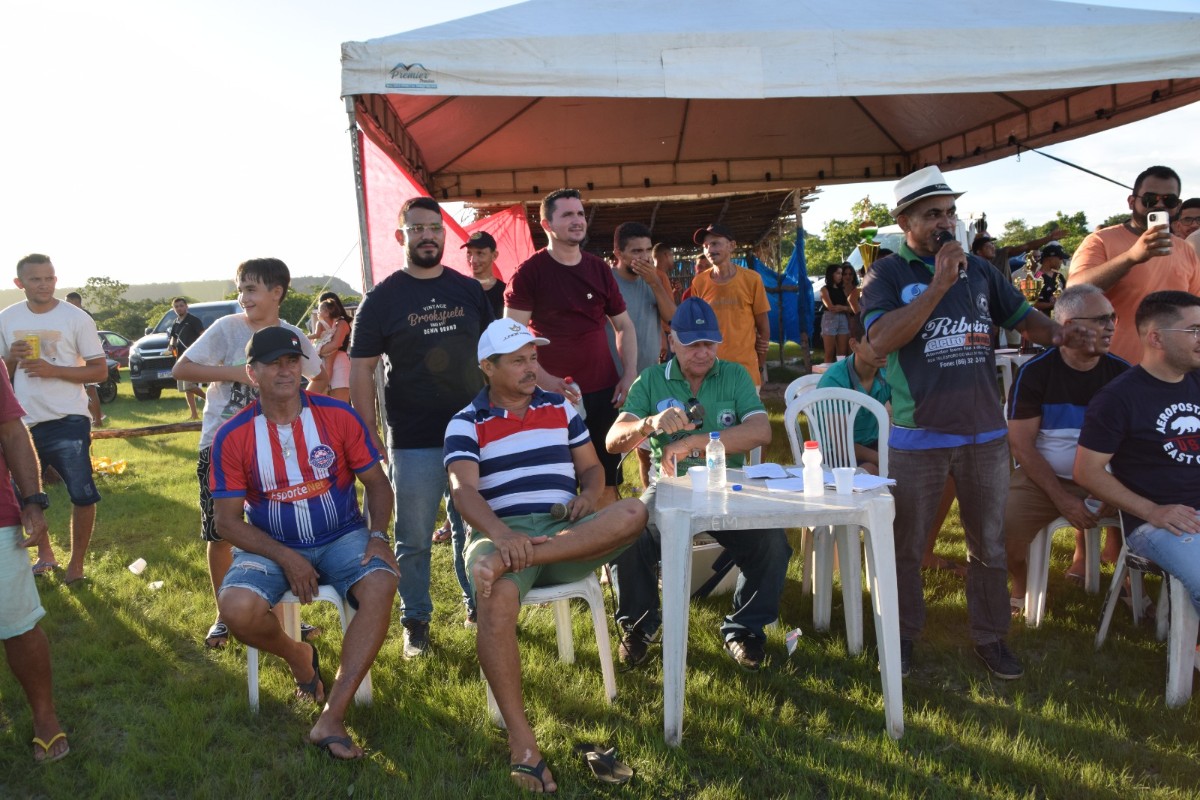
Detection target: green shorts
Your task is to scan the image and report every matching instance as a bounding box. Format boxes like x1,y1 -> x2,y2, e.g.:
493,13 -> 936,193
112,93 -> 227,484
465,511 -> 629,601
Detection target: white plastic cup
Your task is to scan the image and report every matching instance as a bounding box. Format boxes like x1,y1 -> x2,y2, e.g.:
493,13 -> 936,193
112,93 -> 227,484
687,466 -> 709,492
833,467 -> 856,495
128,557 -> 147,575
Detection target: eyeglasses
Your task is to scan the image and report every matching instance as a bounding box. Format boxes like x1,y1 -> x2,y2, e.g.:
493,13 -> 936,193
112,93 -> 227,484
1158,327 -> 1200,340
400,223 -> 445,235
1136,192 -> 1181,209
1179,215 -> 1200,227
1070,313 -> 1118,326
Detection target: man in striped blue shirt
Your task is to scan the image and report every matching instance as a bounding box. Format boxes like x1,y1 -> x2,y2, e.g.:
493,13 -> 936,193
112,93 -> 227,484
444,318 -> 646,794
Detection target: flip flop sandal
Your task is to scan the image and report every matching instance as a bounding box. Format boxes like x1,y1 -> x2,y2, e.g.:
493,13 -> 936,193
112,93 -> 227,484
1064,570 -> 1086,587
509,759 -> 554,793
431,524 -> 452,543
32,560 -> 60,577
574,742 -> 634,785
32,732 -> 69,764
300,622 -> 321,643
311,735 -> 363,761
204,621 -> 230,649
295,643 -> 324,705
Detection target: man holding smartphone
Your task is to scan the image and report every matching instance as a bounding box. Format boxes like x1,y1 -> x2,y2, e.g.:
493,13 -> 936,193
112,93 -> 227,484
1067,165 -> 1200,365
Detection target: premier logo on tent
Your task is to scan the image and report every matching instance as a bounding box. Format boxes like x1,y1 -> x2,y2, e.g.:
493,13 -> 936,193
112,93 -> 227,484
386,61 -> 437,90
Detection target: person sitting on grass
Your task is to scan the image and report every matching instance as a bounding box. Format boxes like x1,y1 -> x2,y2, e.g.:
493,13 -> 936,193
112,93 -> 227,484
444,319 -> 646,793
0,359 -> 69,764
210,326 -> 397,760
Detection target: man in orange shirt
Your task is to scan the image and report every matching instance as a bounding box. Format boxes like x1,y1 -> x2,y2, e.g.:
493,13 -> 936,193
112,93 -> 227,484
1067,165 -> 1200,364
684,224 -> 770,387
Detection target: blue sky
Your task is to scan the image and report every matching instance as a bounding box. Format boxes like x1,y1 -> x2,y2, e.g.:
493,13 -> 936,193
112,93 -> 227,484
2,0 -> 1198,292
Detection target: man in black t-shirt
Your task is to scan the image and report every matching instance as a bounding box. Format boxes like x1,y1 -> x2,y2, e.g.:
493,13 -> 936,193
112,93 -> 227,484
1076,290 -> 1200,619
168,297 -> 206,419
349,197 -> 494,659
1004,285 -> 1128,612
462,230 -> 506,317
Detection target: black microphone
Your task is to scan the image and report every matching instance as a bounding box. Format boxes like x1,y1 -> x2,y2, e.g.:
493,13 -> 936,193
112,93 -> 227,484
631,398 -> 705,451
934,230 -> 968,280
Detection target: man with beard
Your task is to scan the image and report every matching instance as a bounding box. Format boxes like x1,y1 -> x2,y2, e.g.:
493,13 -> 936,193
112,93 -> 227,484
504,189 -> 638,508
861,166 -> 1093,680
349,197 -> 494,658
1068,166 -> 1200,365
463,230 -> 506,317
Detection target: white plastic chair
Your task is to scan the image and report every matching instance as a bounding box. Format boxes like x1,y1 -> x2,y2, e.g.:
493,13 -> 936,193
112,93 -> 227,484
247,585 -> 373,712
484,573 -> 617,727
1096,537 -> 1199,708
784,388 -> 890,654
1023,515 -> 1117,627
783,374 -> 823,407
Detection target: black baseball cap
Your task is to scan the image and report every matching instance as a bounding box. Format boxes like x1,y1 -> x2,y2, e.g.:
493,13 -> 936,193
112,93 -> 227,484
693,223 -> 736,245
245,326 -> 308,364
461,230 -> 497,250
1040,243 -> 1067,260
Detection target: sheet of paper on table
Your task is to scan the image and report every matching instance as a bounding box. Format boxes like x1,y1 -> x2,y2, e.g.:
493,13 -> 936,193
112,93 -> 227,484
772,469 -> 896,492
743,462 -> 790,479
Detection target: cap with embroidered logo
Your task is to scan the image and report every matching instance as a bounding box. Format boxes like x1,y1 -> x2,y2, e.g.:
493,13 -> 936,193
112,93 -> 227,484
245,326 -> 308,364
671,297 -> 723,345
477,319 -> 550,360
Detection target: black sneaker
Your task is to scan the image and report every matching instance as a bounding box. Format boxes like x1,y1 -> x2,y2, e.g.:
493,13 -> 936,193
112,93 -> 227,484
402,619 -> 430,659
900,638 -> 914,678
724,636 -> 765,671
618,625 -> 651,667
974,639 -> 1023,680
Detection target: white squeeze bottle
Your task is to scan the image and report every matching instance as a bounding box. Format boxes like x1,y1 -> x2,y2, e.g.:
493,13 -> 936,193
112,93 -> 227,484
706,431 -> 727,490
802,440 -> 825,497
562,376 -> 587,420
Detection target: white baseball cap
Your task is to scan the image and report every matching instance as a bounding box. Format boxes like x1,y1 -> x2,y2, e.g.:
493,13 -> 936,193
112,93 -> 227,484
477,319 -> 549,360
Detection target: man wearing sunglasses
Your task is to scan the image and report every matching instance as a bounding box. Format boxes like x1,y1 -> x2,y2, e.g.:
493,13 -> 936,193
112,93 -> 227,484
1171,197 -> 1200,241
1068,166 -> 1200,365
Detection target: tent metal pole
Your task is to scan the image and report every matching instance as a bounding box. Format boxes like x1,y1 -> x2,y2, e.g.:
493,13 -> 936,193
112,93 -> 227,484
346,96 -> 376,293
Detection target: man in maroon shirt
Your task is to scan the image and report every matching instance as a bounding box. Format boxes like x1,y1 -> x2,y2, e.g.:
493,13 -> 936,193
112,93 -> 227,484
0,360 -> 68,764
504,188 -> 638,507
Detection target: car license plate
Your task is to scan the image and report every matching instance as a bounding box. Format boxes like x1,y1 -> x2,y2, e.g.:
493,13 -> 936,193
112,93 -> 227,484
158,370 -> 174,380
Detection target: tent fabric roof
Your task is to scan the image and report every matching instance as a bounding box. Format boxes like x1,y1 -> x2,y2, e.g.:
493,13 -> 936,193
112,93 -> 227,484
342,0 -> 1200,204
472,190 -> 811,256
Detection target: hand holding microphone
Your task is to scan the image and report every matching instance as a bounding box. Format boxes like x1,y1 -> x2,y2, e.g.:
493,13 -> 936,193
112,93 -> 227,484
934,230 -> 968,281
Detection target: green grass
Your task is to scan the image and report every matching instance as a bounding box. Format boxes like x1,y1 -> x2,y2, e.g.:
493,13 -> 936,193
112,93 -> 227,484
1,371 -> 1198,798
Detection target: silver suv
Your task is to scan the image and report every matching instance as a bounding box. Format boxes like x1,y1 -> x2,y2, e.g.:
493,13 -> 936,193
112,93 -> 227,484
128,300 -> 241,400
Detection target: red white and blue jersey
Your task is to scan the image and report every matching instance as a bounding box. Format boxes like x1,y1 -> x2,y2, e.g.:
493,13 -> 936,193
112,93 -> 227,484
210,392 -> 382,548
444,387 -> 588,518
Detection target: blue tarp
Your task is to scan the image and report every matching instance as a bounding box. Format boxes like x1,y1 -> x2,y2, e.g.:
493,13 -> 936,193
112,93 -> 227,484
741,228 -> 813,347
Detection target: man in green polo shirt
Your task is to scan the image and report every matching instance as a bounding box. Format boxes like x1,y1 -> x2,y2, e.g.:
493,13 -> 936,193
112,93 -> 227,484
605,297 -> 791,672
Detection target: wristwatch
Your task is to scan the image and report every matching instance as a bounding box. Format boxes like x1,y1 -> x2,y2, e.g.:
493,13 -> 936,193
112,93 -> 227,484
22,492 -> 50,510
369,530 -> 390,545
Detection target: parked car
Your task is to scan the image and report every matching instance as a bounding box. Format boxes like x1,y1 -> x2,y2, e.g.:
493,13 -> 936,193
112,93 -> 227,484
129,300 -> 241,400
97,330 -> 132,367
97,358 -> 121,404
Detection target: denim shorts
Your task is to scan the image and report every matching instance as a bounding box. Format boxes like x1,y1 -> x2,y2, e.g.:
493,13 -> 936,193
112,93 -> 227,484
30,415 -> 100,506
0,525 -> 45,639
820,312 -> 851,336
218,528 -> 397,608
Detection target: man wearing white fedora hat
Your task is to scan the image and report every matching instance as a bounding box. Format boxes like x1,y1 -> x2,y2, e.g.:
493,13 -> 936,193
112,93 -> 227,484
861,165 -> 1095,681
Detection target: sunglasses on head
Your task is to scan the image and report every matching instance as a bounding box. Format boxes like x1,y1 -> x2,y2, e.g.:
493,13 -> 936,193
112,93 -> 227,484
1137,192 -> 1181,209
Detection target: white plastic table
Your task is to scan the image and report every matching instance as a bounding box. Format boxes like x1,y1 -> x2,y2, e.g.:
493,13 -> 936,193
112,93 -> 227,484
652,470 -> 902,745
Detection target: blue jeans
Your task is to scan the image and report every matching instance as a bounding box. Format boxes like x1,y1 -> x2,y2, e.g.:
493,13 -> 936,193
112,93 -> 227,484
219,528 -> 396,607
446,493 -> 474,615
30,415 -> 100,506
611,484 -> 791,642
891,437 -> 1011,645
1127,521 -> 1200,615
390,448 -> 451,624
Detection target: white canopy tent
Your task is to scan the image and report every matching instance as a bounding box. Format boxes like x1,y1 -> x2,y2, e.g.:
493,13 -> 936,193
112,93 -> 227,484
342,0 -> 1200,208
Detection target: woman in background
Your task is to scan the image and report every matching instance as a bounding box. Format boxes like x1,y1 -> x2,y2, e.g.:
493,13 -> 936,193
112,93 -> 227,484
819,263 -> 852,362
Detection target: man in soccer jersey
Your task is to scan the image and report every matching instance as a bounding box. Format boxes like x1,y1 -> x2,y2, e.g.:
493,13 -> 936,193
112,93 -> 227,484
211,326 -> 397,760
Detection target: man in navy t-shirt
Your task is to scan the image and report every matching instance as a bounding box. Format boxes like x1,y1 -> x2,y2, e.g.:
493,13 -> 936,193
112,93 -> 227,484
861,166 -> 1094,681
1076,290 -> 1200,620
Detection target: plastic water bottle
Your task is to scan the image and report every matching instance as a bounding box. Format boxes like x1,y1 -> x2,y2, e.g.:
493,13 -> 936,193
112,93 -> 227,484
706,431 -> 726,490
562,376 -> 586,420
802,440 -> 825,498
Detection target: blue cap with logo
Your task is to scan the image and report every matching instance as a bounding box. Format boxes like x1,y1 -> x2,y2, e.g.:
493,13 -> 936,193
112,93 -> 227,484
671,297 -> 723,345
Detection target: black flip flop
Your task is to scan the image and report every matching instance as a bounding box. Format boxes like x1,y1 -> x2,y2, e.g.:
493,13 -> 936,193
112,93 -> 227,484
574,742 -> 634,785
295,644 -> 324,705
311,735 -> 363,761
510,759 -> 555,793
